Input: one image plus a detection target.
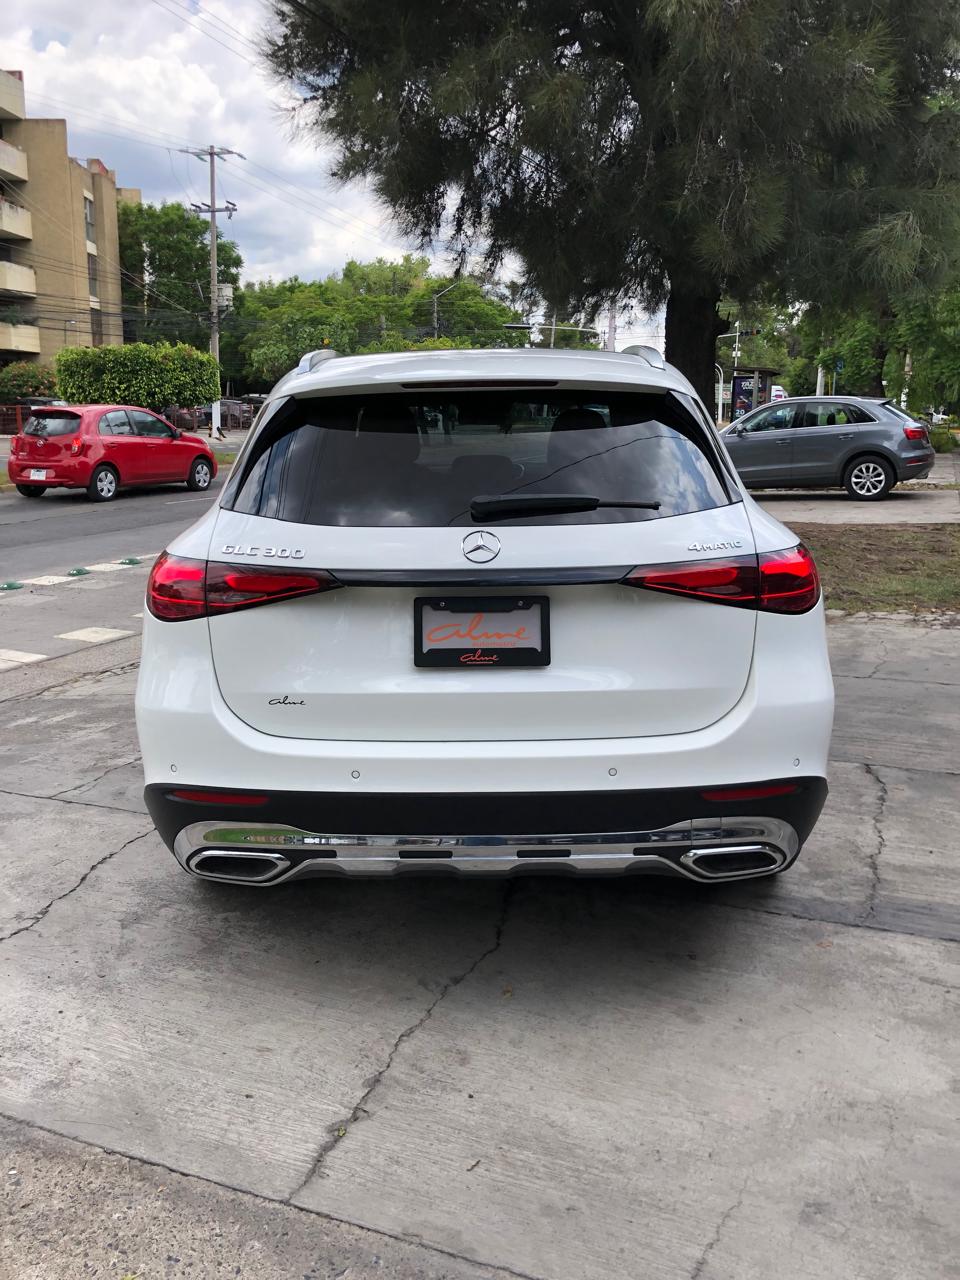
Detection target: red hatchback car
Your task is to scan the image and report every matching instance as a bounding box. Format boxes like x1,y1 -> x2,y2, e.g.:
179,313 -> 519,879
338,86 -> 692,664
7,405 -> 217,502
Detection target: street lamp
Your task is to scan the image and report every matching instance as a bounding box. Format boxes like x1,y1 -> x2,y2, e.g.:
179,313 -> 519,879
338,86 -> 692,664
62,318 -> 77,347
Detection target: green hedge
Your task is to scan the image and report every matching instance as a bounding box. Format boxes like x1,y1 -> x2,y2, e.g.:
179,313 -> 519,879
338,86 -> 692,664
0,361 -> 58,399
55,343 -> 220,411
929,427 -> 957,453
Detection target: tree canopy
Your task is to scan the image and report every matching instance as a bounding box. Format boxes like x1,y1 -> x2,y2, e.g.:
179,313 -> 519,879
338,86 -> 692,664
266,0 -> 960,407
118,202 -> 243,350
219,255 -> 528,386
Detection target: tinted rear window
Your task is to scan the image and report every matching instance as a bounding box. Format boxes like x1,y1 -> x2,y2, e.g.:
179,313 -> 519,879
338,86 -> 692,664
24,413 -> 81,437
227,390 -> 732,527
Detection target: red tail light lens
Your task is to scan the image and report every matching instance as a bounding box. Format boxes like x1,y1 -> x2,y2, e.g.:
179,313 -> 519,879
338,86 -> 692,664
624,555 -> 759,607
147,553 -> 206,620
170,789 -> 268,805
758,544 -> 820,613
205,562 -> 339,614
701,783 -> 799,801
70,435 -> 84,455
147,553 -> 340,621
624,544 -> 820,614
903,424 -> 928,441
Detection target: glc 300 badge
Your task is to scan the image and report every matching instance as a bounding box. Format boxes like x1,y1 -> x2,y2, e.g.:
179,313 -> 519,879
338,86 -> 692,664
687,540 -> 743,552
221,545 -> 306,559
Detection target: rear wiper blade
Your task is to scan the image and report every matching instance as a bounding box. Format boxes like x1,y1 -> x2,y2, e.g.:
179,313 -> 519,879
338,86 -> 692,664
470,493 -> 661,520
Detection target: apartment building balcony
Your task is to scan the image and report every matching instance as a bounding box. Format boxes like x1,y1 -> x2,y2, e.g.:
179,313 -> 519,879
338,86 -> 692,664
0,71 -> 26,121
0,199 -> 32,240
0,138 -> 28,182
0,321 -> 41,355
0,261 -> 37,297
0,197 -> 32,240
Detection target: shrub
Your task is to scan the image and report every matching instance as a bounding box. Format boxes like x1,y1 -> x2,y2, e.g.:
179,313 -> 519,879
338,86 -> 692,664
929,427 -> 957,453
55,343 -> 220,411
0,361 -> 58,399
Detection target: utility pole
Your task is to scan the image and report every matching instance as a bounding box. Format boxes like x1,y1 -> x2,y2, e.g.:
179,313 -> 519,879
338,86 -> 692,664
181,144 -> 242,362
432,280 -> 459,338
605,304 -> 617,351
549,312 -> 557,348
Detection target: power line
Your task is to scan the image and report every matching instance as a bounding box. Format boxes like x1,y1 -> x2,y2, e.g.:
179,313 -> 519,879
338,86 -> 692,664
146,0 -> 264,70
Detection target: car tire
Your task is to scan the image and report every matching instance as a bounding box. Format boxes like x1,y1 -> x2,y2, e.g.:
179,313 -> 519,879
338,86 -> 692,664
186,456 -> 213,491
16,484 -> 46,498
843,455 -> 895,501
87,464 -> 119,502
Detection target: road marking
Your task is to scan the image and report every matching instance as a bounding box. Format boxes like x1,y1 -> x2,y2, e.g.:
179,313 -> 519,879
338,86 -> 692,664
0,648 -> 46,663
21,574 -> 71,586
132,612 -> 143,618
56,627 -> 135,644
163,496 -> 211,504
85,562 -> 126,573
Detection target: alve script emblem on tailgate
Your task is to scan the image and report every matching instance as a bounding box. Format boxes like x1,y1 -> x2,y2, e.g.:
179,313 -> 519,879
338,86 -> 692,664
687,540 -> 743,552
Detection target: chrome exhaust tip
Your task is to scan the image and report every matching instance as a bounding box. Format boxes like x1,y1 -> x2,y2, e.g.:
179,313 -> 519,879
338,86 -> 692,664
682,845 -> 785,880
188,850 -> 290,884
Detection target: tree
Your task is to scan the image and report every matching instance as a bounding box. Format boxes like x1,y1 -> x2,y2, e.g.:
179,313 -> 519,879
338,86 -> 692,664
118,202 -> 243,349
0,361 -> 57,399
266,2 -> 960,409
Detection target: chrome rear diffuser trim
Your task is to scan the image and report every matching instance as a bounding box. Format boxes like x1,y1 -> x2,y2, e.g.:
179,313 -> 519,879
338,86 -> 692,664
174,816 -> 798,884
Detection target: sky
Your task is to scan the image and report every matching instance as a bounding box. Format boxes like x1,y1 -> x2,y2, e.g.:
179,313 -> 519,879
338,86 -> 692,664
5,0 -> 665,343
5,0 -> 421,284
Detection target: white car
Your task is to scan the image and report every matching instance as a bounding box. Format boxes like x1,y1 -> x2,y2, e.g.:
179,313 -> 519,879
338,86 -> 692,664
136,348 -> 833,886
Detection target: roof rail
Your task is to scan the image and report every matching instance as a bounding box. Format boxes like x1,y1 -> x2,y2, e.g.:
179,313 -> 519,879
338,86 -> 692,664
621,344 -> 666,370
295,349 -> 340,374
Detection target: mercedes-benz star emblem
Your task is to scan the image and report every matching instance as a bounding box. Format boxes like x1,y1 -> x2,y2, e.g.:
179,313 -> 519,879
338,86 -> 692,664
461,530 -> 501,563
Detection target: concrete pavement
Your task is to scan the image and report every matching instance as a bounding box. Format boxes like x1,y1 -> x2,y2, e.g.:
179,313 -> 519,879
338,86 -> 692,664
0,617 -> 957,1280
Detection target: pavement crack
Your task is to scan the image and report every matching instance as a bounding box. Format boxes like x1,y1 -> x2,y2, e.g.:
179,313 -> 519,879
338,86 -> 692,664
0,785 -> 143,817
860,763 -> 888,923
690,1176 -> 748,1279
50,756 -> 141,798
0,829 -> 152,943
288,880 -> 518,1202
0,1110 -> 546,1280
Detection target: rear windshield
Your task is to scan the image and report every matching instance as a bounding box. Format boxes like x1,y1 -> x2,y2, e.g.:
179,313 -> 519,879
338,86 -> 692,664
24,413 -> 81,437
227,390 -> 733,527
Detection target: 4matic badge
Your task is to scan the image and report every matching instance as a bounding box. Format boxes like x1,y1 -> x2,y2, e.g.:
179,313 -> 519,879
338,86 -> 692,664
687,540 -> 743,552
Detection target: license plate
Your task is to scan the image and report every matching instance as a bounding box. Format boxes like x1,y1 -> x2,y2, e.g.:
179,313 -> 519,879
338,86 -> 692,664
29,468 -> 48,480
415,596 -> 550,668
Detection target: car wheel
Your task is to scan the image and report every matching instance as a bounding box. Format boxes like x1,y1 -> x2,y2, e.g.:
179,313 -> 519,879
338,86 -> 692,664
186,457 -> 213,491
843,456 -> 895,501
87,464 -> 119,502
15,484 -> 46,498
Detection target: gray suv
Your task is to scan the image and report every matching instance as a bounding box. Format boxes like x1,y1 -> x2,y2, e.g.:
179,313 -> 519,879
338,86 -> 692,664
721,397 -> 935,499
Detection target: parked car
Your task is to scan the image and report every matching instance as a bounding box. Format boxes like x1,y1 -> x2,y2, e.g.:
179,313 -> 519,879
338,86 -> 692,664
721,396 -> 935,499
6,405 -> 217,501
136,347 -> 833,888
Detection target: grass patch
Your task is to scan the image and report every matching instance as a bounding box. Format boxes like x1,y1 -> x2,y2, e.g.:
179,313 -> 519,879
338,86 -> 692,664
793,523 -> 960,612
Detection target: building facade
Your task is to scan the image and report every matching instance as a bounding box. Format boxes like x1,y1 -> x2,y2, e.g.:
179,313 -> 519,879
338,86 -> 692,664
0,69 -> 134,367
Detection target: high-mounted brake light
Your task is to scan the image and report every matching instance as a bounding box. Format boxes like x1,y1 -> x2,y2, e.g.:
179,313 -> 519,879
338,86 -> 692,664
624,544 -> 820,614
146,552 -> 341,621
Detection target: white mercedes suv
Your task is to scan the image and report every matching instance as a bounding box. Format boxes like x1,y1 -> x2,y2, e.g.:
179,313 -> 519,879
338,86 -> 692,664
135,348 -> 833,886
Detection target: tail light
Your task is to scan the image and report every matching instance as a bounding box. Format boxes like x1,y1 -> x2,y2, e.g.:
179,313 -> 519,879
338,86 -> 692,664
70,435 -> 84,455
147,552 -> 341,621
624,544 -> 820,614
10,436 -> 19,456
903,424 -> 928,441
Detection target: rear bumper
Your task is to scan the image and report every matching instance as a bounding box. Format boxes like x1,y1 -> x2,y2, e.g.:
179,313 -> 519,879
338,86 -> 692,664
146,780 -> 826,883
6,457 -> 90,488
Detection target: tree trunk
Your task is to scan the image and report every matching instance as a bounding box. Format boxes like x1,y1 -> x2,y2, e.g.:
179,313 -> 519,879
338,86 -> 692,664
664,286 -> 725,416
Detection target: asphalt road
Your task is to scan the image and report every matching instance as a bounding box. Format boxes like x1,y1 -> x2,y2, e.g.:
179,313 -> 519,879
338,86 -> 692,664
0,616 -> 957,1280
0,473 -> 225,583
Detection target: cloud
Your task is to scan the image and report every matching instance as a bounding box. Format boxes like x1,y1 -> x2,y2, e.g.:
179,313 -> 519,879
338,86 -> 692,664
5,0 -> 423,282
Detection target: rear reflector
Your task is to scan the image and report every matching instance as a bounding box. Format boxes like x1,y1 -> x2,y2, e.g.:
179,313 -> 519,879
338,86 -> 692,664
147,552 -> 341,621
170,789 -> 269,805
624,544 -> 820,614
700,784 -> 800,801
